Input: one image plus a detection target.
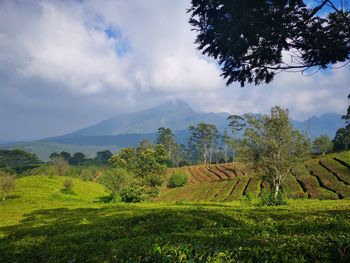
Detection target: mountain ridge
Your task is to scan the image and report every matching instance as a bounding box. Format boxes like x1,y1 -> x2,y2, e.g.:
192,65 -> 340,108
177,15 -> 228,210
1,100 -> 346,161
62,100 -> 230,138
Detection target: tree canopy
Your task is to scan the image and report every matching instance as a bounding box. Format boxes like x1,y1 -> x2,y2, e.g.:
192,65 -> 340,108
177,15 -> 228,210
189,123 -> 218,164
0,149 -> 42,173
188,0 -> 350,86
237,106 -> 310,197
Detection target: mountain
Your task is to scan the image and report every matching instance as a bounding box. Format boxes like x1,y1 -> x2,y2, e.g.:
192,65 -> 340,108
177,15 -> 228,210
62,100 -> 230,137
61,100 -> 344,140
292,113 -> 345,139
0,100 -> 345,161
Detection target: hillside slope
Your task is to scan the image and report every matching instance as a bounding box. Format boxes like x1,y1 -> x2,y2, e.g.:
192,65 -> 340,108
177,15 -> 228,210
0,175 -> 108,227
157,151 -> 350,202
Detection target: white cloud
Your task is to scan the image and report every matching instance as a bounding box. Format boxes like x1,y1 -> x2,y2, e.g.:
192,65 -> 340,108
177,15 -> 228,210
0,0 -> 349,140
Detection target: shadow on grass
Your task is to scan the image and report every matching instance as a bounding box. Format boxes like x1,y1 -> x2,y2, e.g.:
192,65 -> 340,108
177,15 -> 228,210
95,195 -> 114,203
0,205 -> 349,262
2,194 -> 21,200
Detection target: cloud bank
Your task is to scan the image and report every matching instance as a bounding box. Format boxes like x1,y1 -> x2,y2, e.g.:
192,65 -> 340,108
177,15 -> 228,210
0,0 -> 349,141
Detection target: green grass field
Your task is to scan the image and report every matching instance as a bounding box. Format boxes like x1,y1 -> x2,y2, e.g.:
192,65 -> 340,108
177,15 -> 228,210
1,173 -> 350,262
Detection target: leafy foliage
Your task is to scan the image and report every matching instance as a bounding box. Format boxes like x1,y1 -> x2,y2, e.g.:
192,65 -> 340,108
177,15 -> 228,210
0,149 -> 42,173
312,134 -> 333,154
94,150 -> 113,165
109,144 -> 167,180
69,152 -> 87,165
188,0 -> 350,86
156,127 -> 178,164
333,94 -> 350,151
0,172 -> 15,201
333,126 -> 350,151
259,189 -> 287,206
168,172 -> 188,188
145,173 -> 164,187
120,182 -> 145,203
1,186 -> 350,262
188,123 -> 218,164
98,168 -> 134,200
237,106 -> 310,199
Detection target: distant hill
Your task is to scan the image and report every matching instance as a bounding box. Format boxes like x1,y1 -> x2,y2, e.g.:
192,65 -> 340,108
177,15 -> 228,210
62,100 -> 230,137
292,113 -> 346,138
0,100 -> 345,161
61,100 -> 345,140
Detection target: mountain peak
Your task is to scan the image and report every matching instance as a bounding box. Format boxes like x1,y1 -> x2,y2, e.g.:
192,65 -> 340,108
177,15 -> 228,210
157,99 -> 192,110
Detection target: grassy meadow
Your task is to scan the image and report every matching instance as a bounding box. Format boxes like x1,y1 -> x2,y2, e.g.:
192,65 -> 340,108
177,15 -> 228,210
1,151 -> 350,262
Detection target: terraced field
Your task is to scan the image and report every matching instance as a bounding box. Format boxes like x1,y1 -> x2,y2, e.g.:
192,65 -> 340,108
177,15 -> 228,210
157,151 -> 350,202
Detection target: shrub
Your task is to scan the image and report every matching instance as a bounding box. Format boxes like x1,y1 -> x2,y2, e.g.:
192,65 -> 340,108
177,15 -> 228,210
98,168 -> 134,201
146,173 -> 164,187
147,187 -> 161,198
259,189 -> 287,206
240,193 -> 257,205
120,183 -> 145,203
168,173 -> 188,188
53,157 -> 70,176
62,178 -> 74,192
0,172 -> 15,201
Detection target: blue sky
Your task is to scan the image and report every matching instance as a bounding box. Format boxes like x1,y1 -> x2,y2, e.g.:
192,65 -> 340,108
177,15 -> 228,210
0,0 -> 349,141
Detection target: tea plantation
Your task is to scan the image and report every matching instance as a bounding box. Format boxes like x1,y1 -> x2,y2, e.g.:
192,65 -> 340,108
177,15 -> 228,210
1,152 -> 350,262
159,151 -> 350,202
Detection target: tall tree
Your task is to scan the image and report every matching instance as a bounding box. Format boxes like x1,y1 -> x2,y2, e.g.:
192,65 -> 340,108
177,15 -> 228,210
343,94 -> 350,122
312,135 -> 333,155
237,106 -> 310,197
188,0 -> 350,86
138,139 -> 154,151
156,127 -> 177,161
109,144 -> 167,180
228,114 -> 245,162
218,128 -> 231,163
59,151 -> 72,162
69,152 -> 86,165
333,126 -> 350,150
95,150 -> 113,165
333,94 -> 350,150
0,149 -> 41,173
188,123 -> 218,164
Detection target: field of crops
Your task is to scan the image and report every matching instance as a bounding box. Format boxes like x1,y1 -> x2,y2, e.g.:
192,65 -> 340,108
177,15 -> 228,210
158,151 -> 350,202
1,153 -> 350,262
1,175 -> 350,262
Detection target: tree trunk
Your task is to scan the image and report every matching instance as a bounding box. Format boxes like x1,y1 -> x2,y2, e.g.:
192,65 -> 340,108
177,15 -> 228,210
209,147 -> 212,164
274,183 -> 280,197
224,145 -> 227,163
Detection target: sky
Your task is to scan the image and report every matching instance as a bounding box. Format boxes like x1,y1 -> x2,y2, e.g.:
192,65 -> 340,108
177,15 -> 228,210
0,0 -> 349,142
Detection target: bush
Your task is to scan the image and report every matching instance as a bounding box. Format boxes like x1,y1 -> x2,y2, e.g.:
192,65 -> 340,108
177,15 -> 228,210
240,193 -> 257,205
62,178 -> 74,192
259,189 -> 287,206
146,173 -> 164,187
0,172 -> 15,201
120,183 -> 145,203
168,173 -> 188,188
53,157 -> 70,176
147,187 -> 161,198
98,168 -> 134,200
